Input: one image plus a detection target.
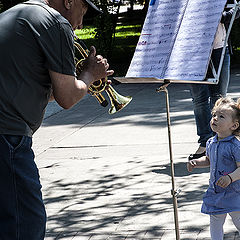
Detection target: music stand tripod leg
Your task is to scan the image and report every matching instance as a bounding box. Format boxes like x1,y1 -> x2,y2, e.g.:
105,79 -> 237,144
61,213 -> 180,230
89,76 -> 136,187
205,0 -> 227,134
157,81 -> 180,240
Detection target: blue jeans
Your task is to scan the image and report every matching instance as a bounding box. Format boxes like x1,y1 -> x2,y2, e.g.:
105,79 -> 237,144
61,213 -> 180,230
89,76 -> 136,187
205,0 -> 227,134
189,48 -> 230,147
0,135 -> 46,240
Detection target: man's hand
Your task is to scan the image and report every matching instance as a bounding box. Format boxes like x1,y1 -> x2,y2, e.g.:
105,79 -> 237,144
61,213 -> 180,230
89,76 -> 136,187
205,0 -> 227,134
81,46 -> 114,85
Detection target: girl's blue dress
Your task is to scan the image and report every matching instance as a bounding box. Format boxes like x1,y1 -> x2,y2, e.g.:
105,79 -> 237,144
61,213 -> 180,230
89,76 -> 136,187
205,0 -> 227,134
201,135 -> 240,215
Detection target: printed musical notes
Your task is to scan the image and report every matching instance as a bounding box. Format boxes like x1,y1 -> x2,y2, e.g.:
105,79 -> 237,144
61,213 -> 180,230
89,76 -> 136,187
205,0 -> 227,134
126,0 -> 227,82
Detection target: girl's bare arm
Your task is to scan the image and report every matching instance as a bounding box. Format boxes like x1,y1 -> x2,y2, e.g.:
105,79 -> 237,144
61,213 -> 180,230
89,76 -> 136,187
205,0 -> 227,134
187,156 -> 210,172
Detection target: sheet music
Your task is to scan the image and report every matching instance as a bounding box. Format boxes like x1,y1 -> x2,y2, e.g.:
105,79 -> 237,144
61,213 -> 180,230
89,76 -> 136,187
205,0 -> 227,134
126,0 -> 227,81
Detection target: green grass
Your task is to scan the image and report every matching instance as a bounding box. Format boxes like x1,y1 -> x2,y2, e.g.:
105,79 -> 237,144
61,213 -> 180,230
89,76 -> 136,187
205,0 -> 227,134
115,25 -> 142,37
75,24 -> 142,76
75,28 -> 95,40
75,24 -> 141,39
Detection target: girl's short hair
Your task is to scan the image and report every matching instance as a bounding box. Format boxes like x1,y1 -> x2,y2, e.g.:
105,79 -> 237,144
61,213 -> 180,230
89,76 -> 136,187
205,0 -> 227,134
213,97 -> 240,135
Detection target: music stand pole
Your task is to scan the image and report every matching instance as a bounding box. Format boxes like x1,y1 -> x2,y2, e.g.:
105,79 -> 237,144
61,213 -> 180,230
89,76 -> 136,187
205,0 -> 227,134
157,81 -> 180,240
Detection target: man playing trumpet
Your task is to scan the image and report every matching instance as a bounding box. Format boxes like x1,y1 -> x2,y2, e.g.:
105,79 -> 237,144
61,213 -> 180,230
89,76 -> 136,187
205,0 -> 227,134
0,0 -> 113,239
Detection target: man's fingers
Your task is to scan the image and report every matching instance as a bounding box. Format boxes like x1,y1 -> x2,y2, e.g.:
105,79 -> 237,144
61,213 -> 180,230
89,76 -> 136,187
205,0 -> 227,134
83,47 -> 114,82
96,55 -> 103,61
89,46 -> 96,57
106,70 -> 114,76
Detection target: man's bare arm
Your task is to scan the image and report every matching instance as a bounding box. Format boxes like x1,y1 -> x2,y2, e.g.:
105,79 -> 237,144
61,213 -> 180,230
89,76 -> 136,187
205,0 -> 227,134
49,46 -> 114,109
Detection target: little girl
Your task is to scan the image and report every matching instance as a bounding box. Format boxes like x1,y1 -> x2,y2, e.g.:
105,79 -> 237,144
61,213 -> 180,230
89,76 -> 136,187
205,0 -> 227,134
187,97 -> 240,240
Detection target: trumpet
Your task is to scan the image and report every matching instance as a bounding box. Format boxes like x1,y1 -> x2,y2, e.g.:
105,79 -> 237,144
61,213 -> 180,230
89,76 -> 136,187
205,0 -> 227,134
74,36 -> 132,114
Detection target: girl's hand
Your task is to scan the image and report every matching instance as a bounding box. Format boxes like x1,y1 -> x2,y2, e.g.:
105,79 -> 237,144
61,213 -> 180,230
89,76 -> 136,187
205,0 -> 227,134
216,175 -> 232,188
187,160 -> 197,172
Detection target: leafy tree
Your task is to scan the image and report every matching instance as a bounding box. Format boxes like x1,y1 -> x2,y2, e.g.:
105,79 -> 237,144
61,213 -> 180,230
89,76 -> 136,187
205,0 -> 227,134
92,0 -> 121,58
231,19 -> 240,50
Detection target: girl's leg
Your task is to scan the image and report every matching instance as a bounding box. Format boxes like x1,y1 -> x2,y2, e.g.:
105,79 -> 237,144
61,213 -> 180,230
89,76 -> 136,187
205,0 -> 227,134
210,214 -> 227,240
229,211 -> 240,235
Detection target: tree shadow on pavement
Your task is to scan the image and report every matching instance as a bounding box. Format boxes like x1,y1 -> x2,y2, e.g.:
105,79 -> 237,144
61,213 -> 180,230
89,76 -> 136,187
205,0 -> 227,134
43,157 -> 210,239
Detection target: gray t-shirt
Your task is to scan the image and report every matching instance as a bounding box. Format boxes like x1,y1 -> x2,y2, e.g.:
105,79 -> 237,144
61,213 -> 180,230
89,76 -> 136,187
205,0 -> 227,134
0,0 -> 76,136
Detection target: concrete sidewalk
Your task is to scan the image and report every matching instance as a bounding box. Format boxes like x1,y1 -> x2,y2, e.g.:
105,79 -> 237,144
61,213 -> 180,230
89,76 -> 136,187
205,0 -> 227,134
33,68 -> 240,240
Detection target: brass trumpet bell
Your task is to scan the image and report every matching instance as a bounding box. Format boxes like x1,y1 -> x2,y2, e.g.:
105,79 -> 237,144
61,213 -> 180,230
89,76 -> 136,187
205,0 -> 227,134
106,85 -> 132,114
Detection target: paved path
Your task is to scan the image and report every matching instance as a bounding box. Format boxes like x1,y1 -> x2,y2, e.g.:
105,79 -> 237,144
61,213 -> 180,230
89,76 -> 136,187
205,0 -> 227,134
33,68 -> 240,239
